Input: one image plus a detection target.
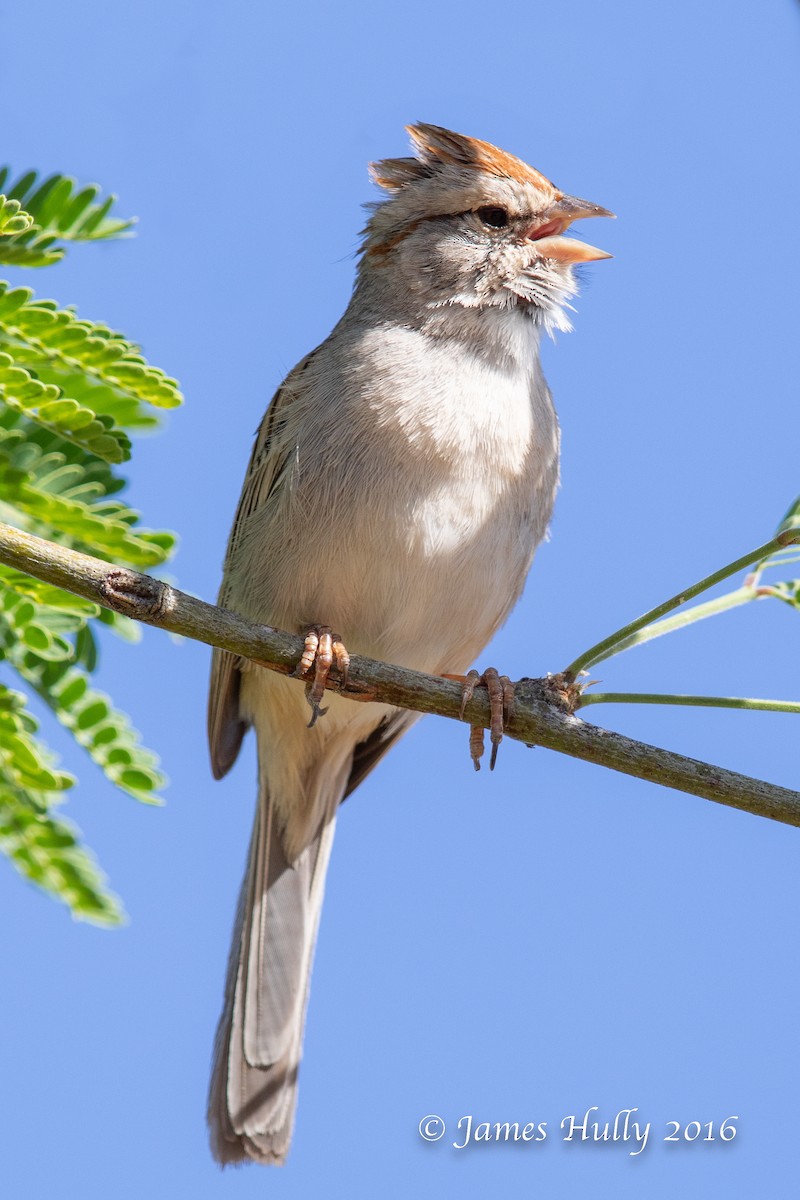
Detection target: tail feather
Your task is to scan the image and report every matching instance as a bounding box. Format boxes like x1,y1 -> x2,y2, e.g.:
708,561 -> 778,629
242,798 -> 308,1067
208,784 -> 337,1166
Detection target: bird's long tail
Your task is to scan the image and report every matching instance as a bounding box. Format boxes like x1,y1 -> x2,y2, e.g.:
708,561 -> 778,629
207,782 -> 336,1166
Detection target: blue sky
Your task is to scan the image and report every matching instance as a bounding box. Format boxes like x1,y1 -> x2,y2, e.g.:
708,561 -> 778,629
3,1 -> 800,1197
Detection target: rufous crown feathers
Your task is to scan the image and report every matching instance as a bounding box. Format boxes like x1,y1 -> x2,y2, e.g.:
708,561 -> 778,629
370,123 -> 554,194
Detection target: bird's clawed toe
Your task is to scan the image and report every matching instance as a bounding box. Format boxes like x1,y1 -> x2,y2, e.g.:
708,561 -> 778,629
293,625 -> 350,726
458,667 -> 515,771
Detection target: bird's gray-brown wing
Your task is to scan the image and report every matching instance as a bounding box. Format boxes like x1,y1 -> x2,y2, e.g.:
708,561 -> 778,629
208,354 -> 315,780
343,710 -> 419,799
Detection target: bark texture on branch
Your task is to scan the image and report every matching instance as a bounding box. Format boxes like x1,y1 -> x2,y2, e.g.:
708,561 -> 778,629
1,520 -> 798,828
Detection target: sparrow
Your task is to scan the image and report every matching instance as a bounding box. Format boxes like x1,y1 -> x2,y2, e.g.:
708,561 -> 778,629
207,122 -> 612,1164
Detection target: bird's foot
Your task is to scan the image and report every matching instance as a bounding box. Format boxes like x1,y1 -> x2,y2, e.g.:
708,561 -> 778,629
292,625 -> 351,727
458,667 -> 515,772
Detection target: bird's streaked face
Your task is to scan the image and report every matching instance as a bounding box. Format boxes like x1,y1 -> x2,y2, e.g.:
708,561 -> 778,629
363,123 -> 613,332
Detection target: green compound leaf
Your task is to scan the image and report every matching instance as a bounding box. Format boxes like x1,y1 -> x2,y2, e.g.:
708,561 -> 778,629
0,165 -> 178,922
0,564 -> 98,664
0,565 -> 100,618
1,628 -> 166,805
0,350 -> 131,464
0,779 -> 124,925
0,684 -> 124,925
0,413 -> 176,568
0,281 -> 182,505
0,196 -> 34,239
23,367 -> 162,434
54,670 -> 166,805
0,169 -> 135,268
0,284 -> 182,410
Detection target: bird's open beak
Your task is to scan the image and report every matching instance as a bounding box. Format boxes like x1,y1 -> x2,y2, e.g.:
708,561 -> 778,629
523,194 -> 615,263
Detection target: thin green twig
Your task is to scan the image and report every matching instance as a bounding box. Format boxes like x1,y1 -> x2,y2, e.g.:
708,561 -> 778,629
563,529 -> 800,681
579,692 -> 800,714
585,585 -> 759,662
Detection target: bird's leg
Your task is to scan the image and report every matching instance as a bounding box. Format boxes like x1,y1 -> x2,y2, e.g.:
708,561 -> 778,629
292,625 -> 351,728
457,667 -> 515,771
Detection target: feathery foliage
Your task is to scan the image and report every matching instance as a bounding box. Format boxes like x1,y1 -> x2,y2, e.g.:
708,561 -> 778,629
0,683 -> 123,925
0,167 -> 135,268
0,165 -> 181,922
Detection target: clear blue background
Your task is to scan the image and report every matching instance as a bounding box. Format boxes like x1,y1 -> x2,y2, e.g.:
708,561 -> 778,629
3,2 -> 799,1196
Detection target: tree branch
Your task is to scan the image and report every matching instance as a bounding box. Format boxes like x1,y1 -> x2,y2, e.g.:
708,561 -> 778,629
1,519 -> 799,828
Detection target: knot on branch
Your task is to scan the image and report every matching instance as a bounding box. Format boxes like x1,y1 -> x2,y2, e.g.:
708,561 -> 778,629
98,569 -> 175,622
543,672 -> 584,714
514,673 -> 583,716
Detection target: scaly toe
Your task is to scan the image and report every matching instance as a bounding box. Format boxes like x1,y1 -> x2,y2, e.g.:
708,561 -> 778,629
331,635 -> 350,692
458,667 -> 515,771
294,624 -> 351,727
293,628 -> 321,680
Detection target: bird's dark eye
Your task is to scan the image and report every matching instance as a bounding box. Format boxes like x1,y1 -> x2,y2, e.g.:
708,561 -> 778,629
477,205 -> 509,229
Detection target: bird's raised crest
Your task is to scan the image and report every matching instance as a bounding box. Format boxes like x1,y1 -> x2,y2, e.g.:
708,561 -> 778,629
370,123 -> 554,193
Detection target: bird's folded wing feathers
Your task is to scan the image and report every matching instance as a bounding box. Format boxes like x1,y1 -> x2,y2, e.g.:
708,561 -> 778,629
208,354 -> 316,779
